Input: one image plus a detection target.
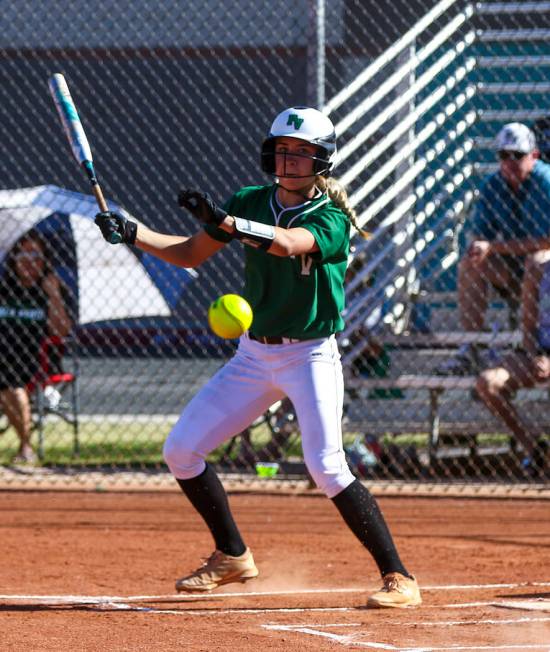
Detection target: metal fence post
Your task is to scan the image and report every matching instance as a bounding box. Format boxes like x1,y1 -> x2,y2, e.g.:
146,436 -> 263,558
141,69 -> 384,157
307,0 -> 326,109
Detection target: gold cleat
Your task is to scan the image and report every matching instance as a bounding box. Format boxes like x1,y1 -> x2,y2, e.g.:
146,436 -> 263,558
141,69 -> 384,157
175,548 -> 259,593
367,572 -> 422,608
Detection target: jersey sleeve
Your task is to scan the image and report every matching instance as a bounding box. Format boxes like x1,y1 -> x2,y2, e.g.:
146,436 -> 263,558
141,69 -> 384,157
300,206 -> 350,261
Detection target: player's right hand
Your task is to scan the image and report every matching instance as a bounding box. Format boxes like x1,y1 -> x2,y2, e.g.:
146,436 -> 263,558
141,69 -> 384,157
95,211 -> 137,245
178,188 -> 227,226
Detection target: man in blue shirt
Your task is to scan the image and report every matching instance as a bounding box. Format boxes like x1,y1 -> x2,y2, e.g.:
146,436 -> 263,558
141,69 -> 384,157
439,122 -> 550,374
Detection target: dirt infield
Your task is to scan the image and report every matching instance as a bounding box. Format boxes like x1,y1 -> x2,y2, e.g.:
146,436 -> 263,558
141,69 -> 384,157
1,489 -> 549,651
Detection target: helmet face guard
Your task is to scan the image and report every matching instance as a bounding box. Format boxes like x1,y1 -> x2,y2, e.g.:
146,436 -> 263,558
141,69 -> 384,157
261,106 -> 337,178
261,137 -> 334,177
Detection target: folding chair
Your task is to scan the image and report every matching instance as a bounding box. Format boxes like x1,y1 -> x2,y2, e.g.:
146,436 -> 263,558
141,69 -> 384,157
26,335 -> 80,460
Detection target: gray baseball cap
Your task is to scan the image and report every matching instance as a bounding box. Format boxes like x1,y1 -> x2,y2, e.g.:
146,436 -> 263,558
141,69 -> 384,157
495,122 -> 537,153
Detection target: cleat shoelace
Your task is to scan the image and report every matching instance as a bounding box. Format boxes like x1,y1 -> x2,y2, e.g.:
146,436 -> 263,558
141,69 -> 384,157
192,552 -> 220,575
384,576 -> 407,594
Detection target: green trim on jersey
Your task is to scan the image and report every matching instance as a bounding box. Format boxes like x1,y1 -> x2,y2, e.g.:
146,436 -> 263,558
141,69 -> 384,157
204,185 -> 350,339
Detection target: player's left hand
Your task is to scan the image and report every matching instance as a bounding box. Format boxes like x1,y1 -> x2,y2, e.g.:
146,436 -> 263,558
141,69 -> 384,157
178,189 -> 227,226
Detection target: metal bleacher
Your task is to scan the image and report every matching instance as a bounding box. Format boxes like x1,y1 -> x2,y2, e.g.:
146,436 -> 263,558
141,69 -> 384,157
329,0 -> 550,450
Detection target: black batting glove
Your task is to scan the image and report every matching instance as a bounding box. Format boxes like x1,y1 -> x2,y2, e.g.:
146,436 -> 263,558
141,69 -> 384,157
94,211 -> 137,245
178,188 -> 227,226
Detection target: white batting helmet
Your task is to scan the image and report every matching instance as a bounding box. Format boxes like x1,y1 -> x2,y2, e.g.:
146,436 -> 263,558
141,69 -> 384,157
261,106 -> 337,177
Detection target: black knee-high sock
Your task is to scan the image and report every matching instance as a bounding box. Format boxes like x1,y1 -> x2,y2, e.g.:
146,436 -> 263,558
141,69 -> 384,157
331,479 -> 409,577
176,464 -> 246,557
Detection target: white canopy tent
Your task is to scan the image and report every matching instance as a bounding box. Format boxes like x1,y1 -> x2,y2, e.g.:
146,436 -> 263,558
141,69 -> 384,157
0,185 -> 197,324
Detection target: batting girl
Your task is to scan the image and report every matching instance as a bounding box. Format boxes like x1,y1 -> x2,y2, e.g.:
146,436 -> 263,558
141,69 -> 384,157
95,106 -> 421,608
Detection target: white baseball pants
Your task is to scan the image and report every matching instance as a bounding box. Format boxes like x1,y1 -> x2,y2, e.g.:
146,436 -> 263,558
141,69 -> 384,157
163,334 -> 356,498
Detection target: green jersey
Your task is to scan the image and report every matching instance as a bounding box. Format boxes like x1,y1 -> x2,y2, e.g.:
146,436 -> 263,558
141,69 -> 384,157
204,184 -> 350,339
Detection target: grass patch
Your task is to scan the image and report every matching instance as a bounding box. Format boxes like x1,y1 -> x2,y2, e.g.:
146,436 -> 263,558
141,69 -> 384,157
0,418 -> 302,466
0,416 -> 527,467
0,420 -> 172,466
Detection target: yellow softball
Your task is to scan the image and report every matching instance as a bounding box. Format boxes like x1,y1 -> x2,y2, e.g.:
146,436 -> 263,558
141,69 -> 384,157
208,294 -> 253,339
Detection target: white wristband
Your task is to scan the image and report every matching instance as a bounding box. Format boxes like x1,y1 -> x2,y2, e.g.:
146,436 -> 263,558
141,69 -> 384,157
233,217 -> 275,250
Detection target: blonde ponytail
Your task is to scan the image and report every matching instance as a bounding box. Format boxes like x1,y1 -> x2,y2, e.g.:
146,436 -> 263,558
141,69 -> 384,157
317,177 -> 370,239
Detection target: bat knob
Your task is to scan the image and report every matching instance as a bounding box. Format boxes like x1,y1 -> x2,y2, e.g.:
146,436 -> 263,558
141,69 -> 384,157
109,232 -> 123,244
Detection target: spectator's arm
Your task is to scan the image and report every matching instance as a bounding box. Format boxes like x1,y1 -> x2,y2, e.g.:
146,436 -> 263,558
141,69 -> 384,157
489,236 -> 550,257
43,274 -> 72,337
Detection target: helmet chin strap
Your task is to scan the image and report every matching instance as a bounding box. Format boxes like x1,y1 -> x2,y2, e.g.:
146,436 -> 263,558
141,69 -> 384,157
274,177 -> 318,199
271,151 -> 328,198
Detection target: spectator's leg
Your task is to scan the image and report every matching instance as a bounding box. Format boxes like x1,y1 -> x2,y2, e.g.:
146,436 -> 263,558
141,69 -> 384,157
459,254 -> 513,330
0,387 -> 34,460
522,251 -> 550,353
475,352 -> 538,457
458,256 -> 489,331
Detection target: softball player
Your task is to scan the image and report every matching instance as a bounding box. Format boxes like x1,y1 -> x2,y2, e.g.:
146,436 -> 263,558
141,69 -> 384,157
95,106 -> 421,608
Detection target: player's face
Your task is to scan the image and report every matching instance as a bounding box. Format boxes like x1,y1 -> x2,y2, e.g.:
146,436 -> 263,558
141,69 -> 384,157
14,239 -> 46,286
274,137 -> 318,185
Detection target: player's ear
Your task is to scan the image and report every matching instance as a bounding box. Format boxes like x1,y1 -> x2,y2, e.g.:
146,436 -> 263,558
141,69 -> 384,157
533,148 -> 540,159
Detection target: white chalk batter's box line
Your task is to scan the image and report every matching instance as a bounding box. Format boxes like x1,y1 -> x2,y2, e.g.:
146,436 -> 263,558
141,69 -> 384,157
263,621 -> 550,651
0,581 -> 549,615
1,582 -> 549,651
2,580 -> 549,606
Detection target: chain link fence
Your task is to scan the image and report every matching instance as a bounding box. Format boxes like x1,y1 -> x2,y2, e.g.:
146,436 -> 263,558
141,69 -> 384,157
0,0 -> 549,487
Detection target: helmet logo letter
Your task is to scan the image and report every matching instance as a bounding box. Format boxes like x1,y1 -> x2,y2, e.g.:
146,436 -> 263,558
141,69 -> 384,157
287,114 -> 304,130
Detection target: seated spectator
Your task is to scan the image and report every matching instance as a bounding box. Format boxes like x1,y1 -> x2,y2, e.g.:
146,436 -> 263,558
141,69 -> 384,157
475,251 -> 550,477
439,123 -> 550,375
0,230 -> 73,463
